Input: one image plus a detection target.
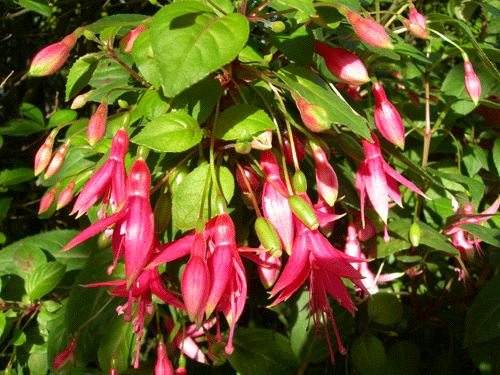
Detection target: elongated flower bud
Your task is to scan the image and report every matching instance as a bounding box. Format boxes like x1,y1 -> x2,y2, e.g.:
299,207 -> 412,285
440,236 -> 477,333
401,17 -> 429,39
373,82 -> 405,149
315,42 -> 369,86
34,131 -> 56,176
88,98 -> 108,147
57,180 -> 76,210
119,24 -> 148,53
464,60 -> 481,105
54,338 -> 76,373
30,30 -> 80,77
257,251 -> 282,289
294,95 -> 330,132
282,130 -> 305,166
312,143 -> 338,206
288,195 -> 319,230
39,184 -> 59,214
155,341 -> 174,375
344,9 -> 393,50
71,90 -> 94,109
255,217 -> 282,257
409,7 -> 426,28
44,139 -> 71,179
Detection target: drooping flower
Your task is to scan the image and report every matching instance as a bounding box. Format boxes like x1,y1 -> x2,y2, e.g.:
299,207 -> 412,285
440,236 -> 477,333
71,127 -> 128,218
315,41 -> 369,86
311,141 -> 338,206
464,60 -> 481,105
373,82 -> 405,149
155,340 -> 174,375
355,132 -> 427,225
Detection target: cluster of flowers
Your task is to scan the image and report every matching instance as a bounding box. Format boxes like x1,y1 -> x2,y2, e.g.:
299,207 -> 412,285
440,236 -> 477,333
30,3 -> 490,374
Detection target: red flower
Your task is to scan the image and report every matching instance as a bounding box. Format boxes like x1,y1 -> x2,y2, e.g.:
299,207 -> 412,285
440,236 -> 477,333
464,60 -> 481,105
373,82 -> 405,149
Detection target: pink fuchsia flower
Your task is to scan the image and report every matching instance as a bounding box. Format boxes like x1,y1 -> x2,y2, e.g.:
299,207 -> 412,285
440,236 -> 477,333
88,98 -> 109,147
39,184 -> 59,214
71,128 -> 128,218
342,8 -> 393,50
119,24 -> 148,53
311,141 -> 338,206
373,82 -> 405,149
29,29 -> 81,77
464,60 -> 481,105
64,158 -> 154,289
156,340 -> 174,375
355,132 -> 427,225
401,17 -> 430,39
257,249 -> 282,289
54,338 -> 77,373
409,7 -> 427,28
314,41 -> 369,86
56,180 -> 76,210
270,195 -> 368,363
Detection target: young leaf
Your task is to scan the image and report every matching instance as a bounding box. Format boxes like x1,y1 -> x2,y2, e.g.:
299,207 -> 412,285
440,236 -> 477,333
215,104 -> 275,141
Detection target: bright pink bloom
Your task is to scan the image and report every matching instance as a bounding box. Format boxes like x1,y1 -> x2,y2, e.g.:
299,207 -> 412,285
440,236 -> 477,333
72,128 -> 128,218
356,132 -> 427,224
270,195 -> 367,363
156,341 -> 174,375
88,98 -> 108,147
373,82 -> 405,149
30,31 -> 79,76
409,7 -> 426,28
344,9 -> 393,50
119,24 -> 148,53
315,42 -> 369,86
65,158 -> 154,289
464,60 -> 481,105
312,143 -> 338,206
54,338 -> 76,372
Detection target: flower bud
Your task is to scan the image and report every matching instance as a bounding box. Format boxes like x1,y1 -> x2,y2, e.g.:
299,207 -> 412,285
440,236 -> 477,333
294,95 -> 330,132
373,82 -> 405,149
464,60 -> 481,105
119,24 -> 148,53
29,30 -> 80,77
257,251 -> 282,289
282,130 -> 305,166
401,17 -> 429,39
315,42 -> 369,86
236,162 -> 262,208
409,7 -> 426,28
254,217 -> 282,257
34,131 -> 56,176
54,338 -> 76,374
88,98 -> 108,147
344,9 -> 394,50
288,195 -> 319,230
409,222 -> 421,247
312,144 -> 338,206
57,180 -> 76,210
39,184 -> 59,214
271,21 -> 286,33
155,341 -> 174,375
251,130 -> 272,150
70,90 -> 94,109
44,139 -> 70,179
292,170 -> 307,194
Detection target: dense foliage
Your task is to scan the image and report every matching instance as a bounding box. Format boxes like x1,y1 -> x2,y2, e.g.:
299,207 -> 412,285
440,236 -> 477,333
2,0 -> 500,374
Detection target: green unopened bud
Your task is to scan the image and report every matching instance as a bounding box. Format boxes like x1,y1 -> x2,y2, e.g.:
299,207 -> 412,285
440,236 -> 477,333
335,133 -> 365,162
154,191 -> 172,233
119,112 -> 131,128
409,222 -> 421,247
97,230 -> 113,250
118,99 -> 128,109
215,195 -> 226,215
255,217 -> 282,257
288,195 -> 318,230
235,141 -> 252,154
292,171 -> 307,194
83,30 -> 100,44
272,21 -> 286,33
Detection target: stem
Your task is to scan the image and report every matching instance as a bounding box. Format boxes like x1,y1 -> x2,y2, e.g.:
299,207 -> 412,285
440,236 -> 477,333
108,51 -> 152,88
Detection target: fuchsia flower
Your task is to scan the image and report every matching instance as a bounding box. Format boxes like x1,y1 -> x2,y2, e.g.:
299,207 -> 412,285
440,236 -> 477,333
119,24 -> 148,53
155,341 -> 174,375
270,194 -> 367,363
343,9 -> 394,50
88,98 -> 109,147
71,128 -> 128,218
373,82 -> 405,149
355,132 -> 427,225
314,41 -> 369,86
54,338 -> 77,373
312,142 -> 338,206
409,7 -> 427,28
464,60 -> 481,105
64,157 -> 154,289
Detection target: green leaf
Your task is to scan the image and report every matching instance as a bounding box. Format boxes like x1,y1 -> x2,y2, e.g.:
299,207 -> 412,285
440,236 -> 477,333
29,343 -> 49,375
8,329 -> 26,346
430,169 -> 484,205
393,43 -> 431,63
97,314 -> 134,374
465,271 -> 500,346
0,311 -> 5,339
417,221 -> 461,256
269,26 -> 315,66
131,29 -> 161,89
376,237 -> 411,258
270,0 -> 316,16
0,168 -> 34,186
151,2 -> 249,97
13,246 -> 47,277
137,90 -> 170,120
26,261 -> 66,301
48,109 -> 78,128
0,118 -> 44,136
0,197 -> 13,222
467,337 -> 500,375
172,164 -> 234,230
20,103 -> 45,126
65,54 -> 100,101
41,147 -> 94,187
460,224 -> 500,247
87,14 -> 148,35
478,1 -> 500,16
228,327 -> 300,375
493,138 -> 500,175
15,0 -> 51,17
215,104 -> 275,141
132,112 -> 202,153
278,66 -> 370,139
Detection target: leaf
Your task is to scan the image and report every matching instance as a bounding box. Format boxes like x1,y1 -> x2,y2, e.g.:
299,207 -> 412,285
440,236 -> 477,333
394,43 -> 431,63
25,261 -> 66,301
0,118 -> 44,136
20,103 -> 45,126
215,104 -> 275,141
0,311 -> 5,338
132,112 -> 202,153
13,245 -> 47,277
376,237 -> 411,258
131,29 -> 161,89
0,168 -> 34,186
40,147 -> 94,187
15,0 -> 51,16
467,337 -> 500,375
416,221 -> 461,256
172,164 -> 235,230
278,66 -> 370,139
269,26 -> 315,66
65,54 -> 100,101
0,197 -> 12,222
228,327 -> 300,375
270,0 -> 316,16
86,14 -> 149,35
465,271 -> 500,346
151,2 -> 249,97
97,314 -> 134,373
28,342 -> 49,375
8,329 -> 26,346
48,109 -> 78,128
478,1 -> 500,16
430,169 -> 485,205
460,224 -> 500,247
137,90 -> 170,120
493,138 -> 500,175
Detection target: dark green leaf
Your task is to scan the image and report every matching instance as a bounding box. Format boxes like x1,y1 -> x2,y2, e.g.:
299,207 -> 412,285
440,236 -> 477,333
493,138 -> 500,175
478,2 -> 500,16
65,54 -> 100,101
430,169 -> 484,205
172,164 -> 234,230
0,118 -> 44,136
417,221 -> 461,256
20,103 -> 44,126
132,112 -> 202,153
0,197 -> 13,222
460,224 -> 500,247
97,314 -> 134,373
269,26 -> 315,66
9,329 -> 26,346
151,2 -> 249,97
228,327 -> 300,375
28,342 -> 49,375
87,14 -> 148,35
278,66 -> 370,139
215,104 -> 275,141
0,311 -> 5,338
48,109 -> 78,129
376,237 -> 411,258
394,43 -> 431,63
26,261 -> 66,300
15,0 -> 51,17
131,29 -> 161,89
0,168 -> 34,186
